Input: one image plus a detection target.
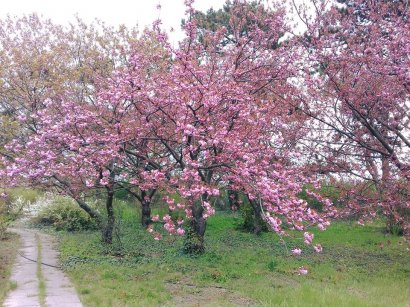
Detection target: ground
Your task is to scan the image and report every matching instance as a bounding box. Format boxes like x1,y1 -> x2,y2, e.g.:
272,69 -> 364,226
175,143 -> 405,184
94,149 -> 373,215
3,228 -> 83,307
57,209 -> 410,307
0,232 -> 20,305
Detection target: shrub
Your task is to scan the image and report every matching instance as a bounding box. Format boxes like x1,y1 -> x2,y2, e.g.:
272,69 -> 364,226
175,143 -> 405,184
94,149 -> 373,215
239,200 -> 268,234
5,197 -> 27,220
114,188 -> 132,201
0,188 -> 41,221
0,194 -> 9,239
31,195 -> 98,231
183,226 -> 205,254
385,207 -> 410,236
6,188 -> 41,204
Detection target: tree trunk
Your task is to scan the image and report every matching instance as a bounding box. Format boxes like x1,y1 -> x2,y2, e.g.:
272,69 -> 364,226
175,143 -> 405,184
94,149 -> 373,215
74,198 -> 102,224
380,157 -> 403,235
102,189 -> 115,244
184,197 -> 207,254
249,199 -> 263,235
140,190 -> 152,228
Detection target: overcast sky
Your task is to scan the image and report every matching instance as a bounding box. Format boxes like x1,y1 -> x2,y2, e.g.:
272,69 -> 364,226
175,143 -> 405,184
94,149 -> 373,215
0,0 -> 312,45
0,0 -> 226,42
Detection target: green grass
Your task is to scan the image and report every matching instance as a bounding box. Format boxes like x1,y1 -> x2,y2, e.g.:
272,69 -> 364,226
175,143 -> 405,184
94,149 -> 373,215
36,234 -> 46,307
58,207 -> 410,307
0,232 -> 20,304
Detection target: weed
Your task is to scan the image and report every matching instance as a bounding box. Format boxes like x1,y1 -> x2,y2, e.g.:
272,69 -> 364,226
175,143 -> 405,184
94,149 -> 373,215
9,281 -> 17,290
267,259 -> 278,272
36,234 -> 46,307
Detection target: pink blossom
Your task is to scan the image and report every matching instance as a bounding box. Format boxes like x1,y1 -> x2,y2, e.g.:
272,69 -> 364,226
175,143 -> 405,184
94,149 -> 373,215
99,178 -> 109,186
162,214 -> 171,223
313,244 -> 323,253
151,215 -> 160,222
303,232 -> 314,245
291,248 -> 302,256
358,219 -> 365,226
147,225 -> 154,233
85,180 -> 94,188
297,267 -> 308,275
176,203 -> 184,209
176,228 -> 185,236
164,221 -> 175,233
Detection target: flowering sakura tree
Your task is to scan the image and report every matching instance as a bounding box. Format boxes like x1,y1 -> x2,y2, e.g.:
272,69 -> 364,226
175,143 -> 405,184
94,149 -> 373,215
86,1 -> 334,252
0,15 -> 154,242
293,0 -> 409,233
2,1 -> 337,252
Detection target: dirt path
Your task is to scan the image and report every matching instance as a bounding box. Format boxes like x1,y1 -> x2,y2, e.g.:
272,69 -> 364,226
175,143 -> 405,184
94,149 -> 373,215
3,228 -> 83,307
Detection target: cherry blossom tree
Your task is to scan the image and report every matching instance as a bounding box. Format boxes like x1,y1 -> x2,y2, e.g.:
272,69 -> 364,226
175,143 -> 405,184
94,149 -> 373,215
293,0 -> 409,233
93,1 -> 335,253
191,0 -> 291,233
2,1 -> 337,252
0,15 -> 148,242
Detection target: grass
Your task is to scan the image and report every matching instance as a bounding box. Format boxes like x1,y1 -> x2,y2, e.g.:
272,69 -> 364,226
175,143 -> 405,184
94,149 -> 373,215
58,204 -> 410,307
36,234 -> 46,307
0,231 -> 20,305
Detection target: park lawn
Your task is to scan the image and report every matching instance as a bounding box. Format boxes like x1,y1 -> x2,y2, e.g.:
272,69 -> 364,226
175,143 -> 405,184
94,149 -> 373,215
58,209 -> 410,307
0,232 -> 20,304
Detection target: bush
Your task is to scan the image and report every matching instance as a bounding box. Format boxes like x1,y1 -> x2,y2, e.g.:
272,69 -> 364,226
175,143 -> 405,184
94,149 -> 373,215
0,188 -> 41,221
217,191 -> 269,234
385,207 -> 410,236
6,188 -> 41,204
239,200 -> 268,234
31,195 -> 98,231
114,188 -> 132,201
0,195 -> 9,239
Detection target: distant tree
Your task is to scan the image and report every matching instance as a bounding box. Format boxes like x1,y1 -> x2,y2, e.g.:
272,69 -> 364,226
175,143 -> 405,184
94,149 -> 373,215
294,0 -> 409,233
0,15 -> 152,242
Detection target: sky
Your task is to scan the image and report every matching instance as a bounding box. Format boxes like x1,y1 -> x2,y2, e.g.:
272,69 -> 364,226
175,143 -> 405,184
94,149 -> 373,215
0,0 -> 226,42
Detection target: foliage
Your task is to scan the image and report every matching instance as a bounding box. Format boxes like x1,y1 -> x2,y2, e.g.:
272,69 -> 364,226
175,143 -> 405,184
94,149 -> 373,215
31,195 -> 98,231
239,199 -> 268,233
385,206 -> 410,236
5,188 -> 41,204
113,188 -> 132,201
0,188 -> 41,223
1,197 -> 26,221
